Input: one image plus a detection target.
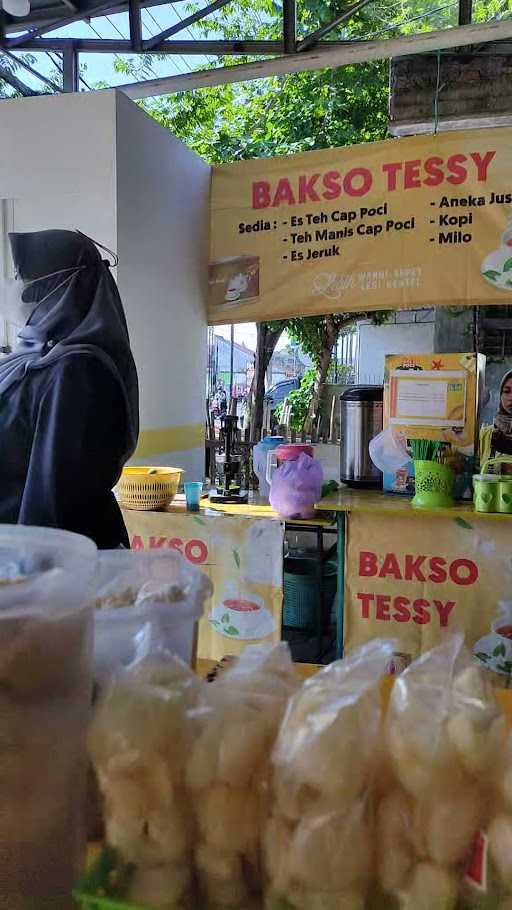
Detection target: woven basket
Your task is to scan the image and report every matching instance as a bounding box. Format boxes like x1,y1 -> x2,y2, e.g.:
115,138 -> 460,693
116,466 -> 183,511
412,460 -> 455,509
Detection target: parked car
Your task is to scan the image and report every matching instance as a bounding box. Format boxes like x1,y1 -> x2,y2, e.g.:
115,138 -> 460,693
264,378 -> 300,410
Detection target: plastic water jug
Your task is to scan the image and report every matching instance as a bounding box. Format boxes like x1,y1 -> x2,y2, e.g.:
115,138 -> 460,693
253,436 -> 284,498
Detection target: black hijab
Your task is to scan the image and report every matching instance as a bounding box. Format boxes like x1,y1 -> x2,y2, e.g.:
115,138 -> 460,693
0,229 -> 139,462
499,370 -> 512,417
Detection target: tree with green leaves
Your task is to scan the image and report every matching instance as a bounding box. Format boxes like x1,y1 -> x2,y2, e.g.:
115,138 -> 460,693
285,311 -> 390,431
249,321 -> 287,440
286,314 -> 360,432
98,0 -> 505,436
126,0 -> 395,438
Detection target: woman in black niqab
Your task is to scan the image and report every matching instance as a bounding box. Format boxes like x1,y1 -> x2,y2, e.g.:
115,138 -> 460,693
0,229 -> 139,548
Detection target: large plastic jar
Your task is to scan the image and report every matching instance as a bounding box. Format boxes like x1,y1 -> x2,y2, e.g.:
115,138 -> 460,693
0,525 -> 97,909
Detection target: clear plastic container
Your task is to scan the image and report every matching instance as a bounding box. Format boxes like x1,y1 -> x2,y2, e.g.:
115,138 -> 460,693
0,525 -> 97,910
92,549 -> 212,688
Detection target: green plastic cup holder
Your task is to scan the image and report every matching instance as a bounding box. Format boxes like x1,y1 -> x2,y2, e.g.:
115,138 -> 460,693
473,474 -> 501,514
412,460 -> 455,509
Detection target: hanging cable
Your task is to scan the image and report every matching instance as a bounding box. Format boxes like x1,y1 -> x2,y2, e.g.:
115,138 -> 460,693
362,2 -> 457,40
105,13 -> 131,39
104,10 -> 171,79
145,7 -> 192,68
433,48 -> 446,134
45,48 -> 92,92
166,1 -> 216,66
87,18 -> 162,81
140,11 -> 184,75
46,50 -> 61,71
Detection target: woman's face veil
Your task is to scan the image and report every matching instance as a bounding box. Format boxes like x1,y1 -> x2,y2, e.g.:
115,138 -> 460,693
0,275 -> 35,326
0,230 -> 99,327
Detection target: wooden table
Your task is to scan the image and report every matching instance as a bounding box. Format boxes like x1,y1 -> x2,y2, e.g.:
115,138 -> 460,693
195,657 -> 322,680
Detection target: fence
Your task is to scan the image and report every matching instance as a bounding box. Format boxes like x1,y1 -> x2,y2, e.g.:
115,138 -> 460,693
333,329 -> 358,384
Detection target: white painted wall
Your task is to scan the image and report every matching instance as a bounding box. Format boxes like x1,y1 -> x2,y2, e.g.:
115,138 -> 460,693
0,92 -> 117,248
358,320 -> 436,384
115,92 -> 210,478
0,90 -> 210,480
0,91 -> 117,367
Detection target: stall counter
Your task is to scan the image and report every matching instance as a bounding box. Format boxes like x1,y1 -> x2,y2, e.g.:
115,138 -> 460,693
316,488 -> 512,668
122,497 -> 336,662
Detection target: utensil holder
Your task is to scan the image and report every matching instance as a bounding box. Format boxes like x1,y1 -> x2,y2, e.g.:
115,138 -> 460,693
412,460 -> 455,509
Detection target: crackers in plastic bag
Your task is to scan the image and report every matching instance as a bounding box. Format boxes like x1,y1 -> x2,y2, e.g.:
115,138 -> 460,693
266,639 -> 394,910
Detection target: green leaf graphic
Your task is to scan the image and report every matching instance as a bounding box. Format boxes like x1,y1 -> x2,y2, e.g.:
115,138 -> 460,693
233,549 -> 241,569
504,258 -> 512,272
209,619 -> 221,627
474,652 -> 490,662
193,516 -> 206,526
454,517 -> 473,530
221,612 -> 230,623
493,643 -> 506,658
497,661 -> 512,674
225,625 -> 240,636
483,270 -> 501,281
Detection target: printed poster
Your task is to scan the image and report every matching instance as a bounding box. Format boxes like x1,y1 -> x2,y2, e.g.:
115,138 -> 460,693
209,126 -> 512,323
389,370 -> 467,428
344,511 -> 512,684
122,509 -> 284,661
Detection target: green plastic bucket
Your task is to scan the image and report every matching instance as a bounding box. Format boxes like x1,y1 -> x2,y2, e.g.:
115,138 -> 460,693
412,460 -> 455,509
283,558 -> 337,629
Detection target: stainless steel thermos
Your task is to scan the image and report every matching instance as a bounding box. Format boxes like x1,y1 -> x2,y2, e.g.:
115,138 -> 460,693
339,385 -> 383,486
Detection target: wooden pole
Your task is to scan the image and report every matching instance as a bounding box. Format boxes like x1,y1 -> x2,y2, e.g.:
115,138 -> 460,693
118,18 -> 512,99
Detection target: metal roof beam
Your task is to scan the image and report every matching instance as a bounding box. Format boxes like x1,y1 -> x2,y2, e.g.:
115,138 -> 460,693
283,0 -> 296,53
62,43 -> 78,90
144,0 -> 233,51
458,0 -> 472,24
0,46 -> 60,89
116,17 -> 512,99
1,0 -> 177,32
3,36 -> 285,52
5,0 -> 120,46
298,0 -> 373,51
0,62 -> 40,94
128,0 -> 142,50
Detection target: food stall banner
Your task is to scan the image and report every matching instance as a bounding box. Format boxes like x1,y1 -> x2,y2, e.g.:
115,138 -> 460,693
344,511 -> 512,683
209,126 -> 512,323
122,510 -> 284,661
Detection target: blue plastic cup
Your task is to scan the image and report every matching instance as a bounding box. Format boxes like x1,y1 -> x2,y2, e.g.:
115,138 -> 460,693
184,481 -> 203,512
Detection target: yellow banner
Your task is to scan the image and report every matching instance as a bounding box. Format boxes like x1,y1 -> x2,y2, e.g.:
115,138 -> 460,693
344,511 -> 512,684
209,127 -> 512,323
122,509 -> 284,661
